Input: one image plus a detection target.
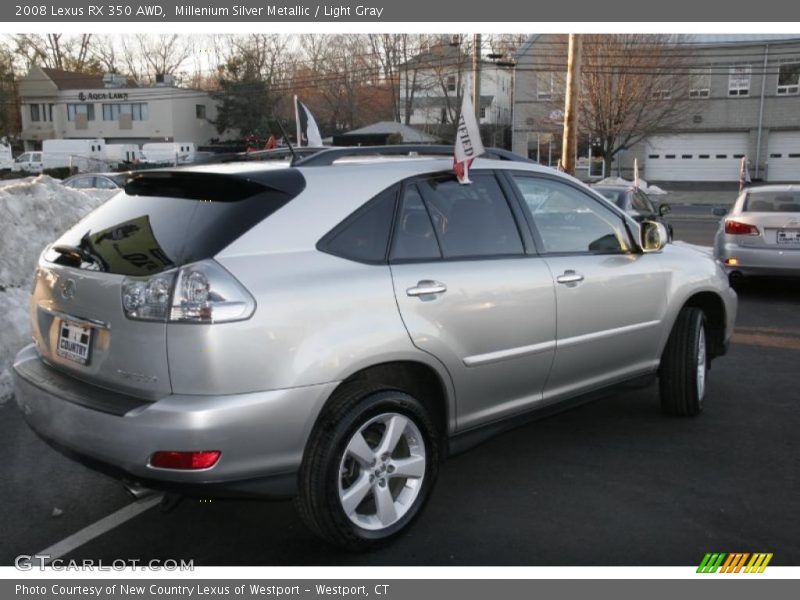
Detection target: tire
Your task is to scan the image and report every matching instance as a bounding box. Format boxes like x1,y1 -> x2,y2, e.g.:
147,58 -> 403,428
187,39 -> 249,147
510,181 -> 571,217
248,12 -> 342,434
659,306 -> 708,417
296,385 -> 439,551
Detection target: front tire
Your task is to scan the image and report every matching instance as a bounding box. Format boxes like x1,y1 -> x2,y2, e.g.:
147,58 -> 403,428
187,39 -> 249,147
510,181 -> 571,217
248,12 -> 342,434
296,386 -> 439,551
659,307 -> 708,417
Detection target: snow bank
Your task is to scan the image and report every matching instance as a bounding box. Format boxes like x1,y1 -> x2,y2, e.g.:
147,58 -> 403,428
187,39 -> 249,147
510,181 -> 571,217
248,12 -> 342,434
595,176 -> 668,195
0,176 -> 115,400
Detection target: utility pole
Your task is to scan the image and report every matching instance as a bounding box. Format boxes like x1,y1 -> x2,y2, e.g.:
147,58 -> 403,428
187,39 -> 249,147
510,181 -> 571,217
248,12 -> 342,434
561,33 -> 582,175
472,33 -> 482,122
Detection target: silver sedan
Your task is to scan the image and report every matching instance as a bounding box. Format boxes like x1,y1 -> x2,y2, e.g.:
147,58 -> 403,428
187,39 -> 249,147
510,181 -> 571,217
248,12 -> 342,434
714,185 -> 800,281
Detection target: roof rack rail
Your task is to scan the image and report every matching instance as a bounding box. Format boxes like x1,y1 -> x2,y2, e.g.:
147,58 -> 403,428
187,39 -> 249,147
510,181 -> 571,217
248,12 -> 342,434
189,146 -> 323,166
292,145 -> 535,167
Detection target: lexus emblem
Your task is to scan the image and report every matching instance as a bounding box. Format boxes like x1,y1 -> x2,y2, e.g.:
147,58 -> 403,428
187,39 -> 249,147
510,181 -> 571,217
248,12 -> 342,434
60,279 -> 76,301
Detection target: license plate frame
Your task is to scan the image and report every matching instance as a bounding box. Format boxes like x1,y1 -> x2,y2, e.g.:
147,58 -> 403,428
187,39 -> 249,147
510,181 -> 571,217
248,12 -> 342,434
777,229 -> 800,245
56,320 -> 93,366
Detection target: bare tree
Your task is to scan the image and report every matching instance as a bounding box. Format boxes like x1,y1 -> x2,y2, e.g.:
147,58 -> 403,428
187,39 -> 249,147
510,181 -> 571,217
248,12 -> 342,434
10,34 -> 98,72
119,34 -> 194,84
578,34 -> 693,174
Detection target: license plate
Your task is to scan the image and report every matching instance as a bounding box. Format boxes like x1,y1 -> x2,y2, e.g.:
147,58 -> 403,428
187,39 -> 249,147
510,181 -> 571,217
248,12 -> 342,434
57,320 -> 93,365
777,229 -> 800,244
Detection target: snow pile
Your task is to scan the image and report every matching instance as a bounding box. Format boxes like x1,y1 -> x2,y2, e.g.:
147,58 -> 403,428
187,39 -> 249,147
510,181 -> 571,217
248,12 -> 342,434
0,176 -> 115,401
596,176 -> 668,195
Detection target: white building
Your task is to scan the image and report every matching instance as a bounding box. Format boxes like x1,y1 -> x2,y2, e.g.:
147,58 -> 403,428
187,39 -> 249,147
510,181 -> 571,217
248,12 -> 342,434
398,44 -> 513,128
18,66 -> 223,152
512,34 -> 800,182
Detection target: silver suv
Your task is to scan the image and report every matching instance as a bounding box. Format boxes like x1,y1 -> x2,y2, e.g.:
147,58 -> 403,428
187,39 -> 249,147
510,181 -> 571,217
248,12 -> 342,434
13,147 -> 737,550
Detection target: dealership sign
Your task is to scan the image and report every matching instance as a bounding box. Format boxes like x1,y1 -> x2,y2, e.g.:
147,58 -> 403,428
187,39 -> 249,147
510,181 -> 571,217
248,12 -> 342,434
78,91 -> 129,102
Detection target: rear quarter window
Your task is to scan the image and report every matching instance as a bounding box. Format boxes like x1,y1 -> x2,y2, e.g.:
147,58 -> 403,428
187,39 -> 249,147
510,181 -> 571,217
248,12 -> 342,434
317,185 -> 398,264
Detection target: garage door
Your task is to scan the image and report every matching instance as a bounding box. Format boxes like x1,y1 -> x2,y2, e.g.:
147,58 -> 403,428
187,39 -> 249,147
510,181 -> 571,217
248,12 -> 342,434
767,131 -> 800,182
645,133 -> 749,182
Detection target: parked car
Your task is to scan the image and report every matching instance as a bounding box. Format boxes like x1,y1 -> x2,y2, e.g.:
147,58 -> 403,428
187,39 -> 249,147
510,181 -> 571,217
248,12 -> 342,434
592,184 -> 674,238
713,185 -> 800,281
13,147 -> 736,551
10,151 -> 44,173
62,173 -> 128,190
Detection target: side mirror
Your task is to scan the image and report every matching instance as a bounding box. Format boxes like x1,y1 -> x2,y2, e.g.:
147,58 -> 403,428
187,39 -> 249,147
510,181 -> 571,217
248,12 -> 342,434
711,207 -> 728,217
640,220 -> 669,253
658,202 -> 671,216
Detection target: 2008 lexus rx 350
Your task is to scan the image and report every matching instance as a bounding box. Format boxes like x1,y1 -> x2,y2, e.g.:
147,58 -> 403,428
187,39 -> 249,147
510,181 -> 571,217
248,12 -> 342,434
14,147 -> 737,551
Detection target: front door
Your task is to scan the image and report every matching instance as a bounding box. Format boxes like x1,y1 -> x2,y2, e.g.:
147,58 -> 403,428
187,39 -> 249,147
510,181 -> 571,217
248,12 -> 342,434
507,173 -> 669,403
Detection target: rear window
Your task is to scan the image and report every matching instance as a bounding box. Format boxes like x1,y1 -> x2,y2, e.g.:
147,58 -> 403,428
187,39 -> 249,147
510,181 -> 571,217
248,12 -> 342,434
46,170 -> 305,276
743,193 -> 800,213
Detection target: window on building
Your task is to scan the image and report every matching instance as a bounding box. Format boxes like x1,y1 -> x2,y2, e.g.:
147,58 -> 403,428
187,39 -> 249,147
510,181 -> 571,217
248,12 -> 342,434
537,71 -> 555,100
728,65 -> 751,97
777,60 -> 800,95
102,103 -> 148,121
446,75 -> 456,92
67,104 -> 95,121
689,69 -> 711,98
652,89 -> 672,100
479,106 -> 487,119
195,104 -> 207,119
29,104 -> 40,122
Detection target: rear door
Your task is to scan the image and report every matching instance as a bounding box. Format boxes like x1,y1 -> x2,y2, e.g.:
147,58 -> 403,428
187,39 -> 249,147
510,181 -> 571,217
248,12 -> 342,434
390,172 -> 556,431
507,172 -> 669,401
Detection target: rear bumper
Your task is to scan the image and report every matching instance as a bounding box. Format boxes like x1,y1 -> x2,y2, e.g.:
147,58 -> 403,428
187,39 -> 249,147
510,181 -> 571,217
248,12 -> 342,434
13,344 -> 337,498
717,242 -> 800,277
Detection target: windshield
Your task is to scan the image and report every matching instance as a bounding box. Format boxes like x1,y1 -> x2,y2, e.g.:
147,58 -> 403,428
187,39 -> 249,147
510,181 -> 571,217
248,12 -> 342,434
595,188 -> 626,208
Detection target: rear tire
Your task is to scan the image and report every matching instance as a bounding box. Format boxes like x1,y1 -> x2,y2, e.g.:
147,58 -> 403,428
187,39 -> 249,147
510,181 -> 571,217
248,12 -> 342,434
296,384 -> 439,551
659,307 -> 708,417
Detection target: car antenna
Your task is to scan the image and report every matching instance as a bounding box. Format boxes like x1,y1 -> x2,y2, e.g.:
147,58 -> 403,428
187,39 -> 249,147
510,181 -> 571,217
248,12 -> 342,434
274,120 -> 298,165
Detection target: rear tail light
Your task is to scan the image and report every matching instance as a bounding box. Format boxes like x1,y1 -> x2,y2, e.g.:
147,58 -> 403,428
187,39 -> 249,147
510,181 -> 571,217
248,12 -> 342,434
121,259 -> 255,323
724,220 -> 759,235
150,450 -> 221,470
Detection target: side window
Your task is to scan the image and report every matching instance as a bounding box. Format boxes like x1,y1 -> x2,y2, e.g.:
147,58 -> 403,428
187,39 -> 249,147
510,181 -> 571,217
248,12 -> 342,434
69,177 -> 94,189
95,177 -> 117,190
417,174 -> 524,258
391,185 -> 441,261
512,175 -> 632,255
320,186 -> 397,263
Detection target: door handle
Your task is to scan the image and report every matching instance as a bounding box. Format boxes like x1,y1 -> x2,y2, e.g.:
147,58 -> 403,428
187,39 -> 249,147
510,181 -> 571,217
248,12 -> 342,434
406,280 -> 447,297
556,270 -> 584,285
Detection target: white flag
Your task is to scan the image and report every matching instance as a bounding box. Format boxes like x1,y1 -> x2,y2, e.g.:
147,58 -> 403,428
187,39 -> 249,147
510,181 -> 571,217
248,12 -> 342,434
294,96 -> 323,147
739,156 -> 751,192
633,158 -> 641,190
454,75 -> 485,184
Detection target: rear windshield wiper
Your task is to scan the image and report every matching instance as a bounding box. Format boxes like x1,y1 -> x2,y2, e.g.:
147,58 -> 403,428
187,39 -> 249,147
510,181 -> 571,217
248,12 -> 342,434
51,244 -> 106,270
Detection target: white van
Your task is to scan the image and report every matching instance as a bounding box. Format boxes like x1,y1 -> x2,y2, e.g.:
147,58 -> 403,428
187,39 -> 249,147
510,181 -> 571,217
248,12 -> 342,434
0,143 -> 13,171
104,144 -> 142,167
42,139 -> 107,171
141,142 -> 196,165
10,151 -> 44,173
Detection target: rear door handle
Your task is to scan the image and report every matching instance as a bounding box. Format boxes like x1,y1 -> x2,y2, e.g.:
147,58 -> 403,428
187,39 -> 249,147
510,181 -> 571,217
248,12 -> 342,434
406,280 -> 448,297
556,270 -> 584,285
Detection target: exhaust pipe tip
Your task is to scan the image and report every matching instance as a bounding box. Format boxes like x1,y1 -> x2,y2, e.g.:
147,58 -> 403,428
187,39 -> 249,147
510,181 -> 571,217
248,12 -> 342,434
122,480 -> 157,500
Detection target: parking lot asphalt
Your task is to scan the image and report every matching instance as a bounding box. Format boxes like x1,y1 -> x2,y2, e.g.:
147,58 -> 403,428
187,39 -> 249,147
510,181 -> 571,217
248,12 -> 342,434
2,215 -> 798,567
